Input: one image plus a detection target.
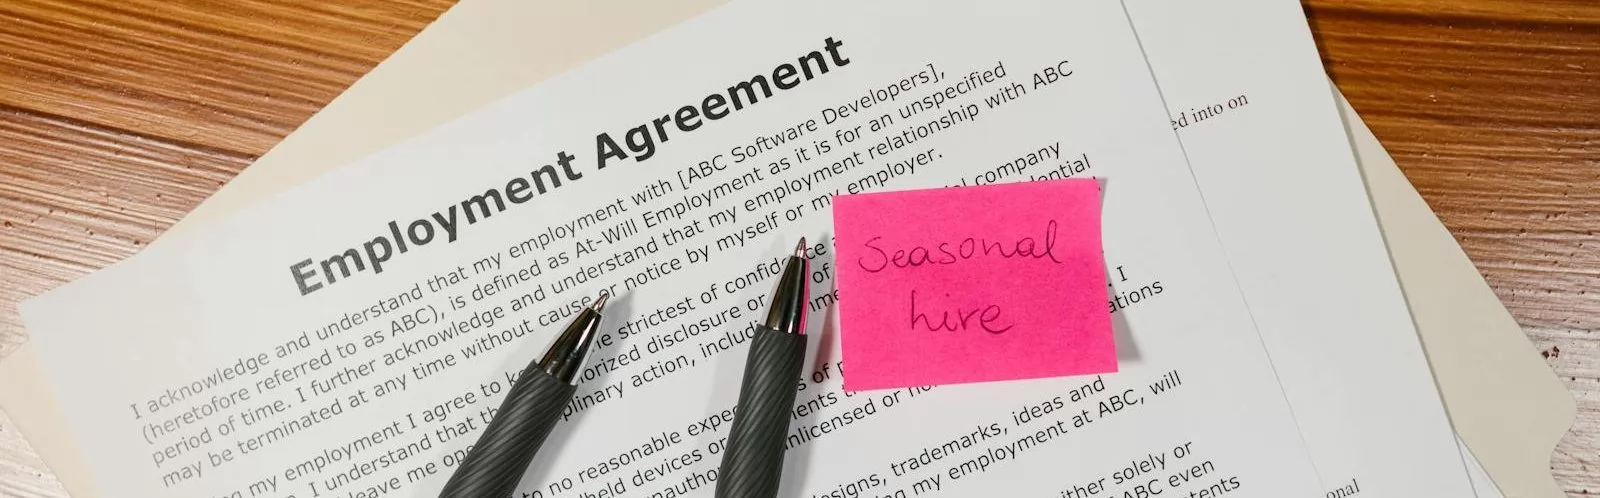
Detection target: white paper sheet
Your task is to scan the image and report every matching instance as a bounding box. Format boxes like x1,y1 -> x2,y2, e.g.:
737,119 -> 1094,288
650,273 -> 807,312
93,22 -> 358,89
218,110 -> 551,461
18,0 -> 1323,496
4,0 -> 1571,496
1337,88 -> 1572,498
1461,435 -> 1505,498
1123,0 -> 1477,496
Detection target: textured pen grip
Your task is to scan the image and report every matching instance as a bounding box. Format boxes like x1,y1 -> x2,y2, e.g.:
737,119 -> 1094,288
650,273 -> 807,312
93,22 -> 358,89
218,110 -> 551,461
716,327 -> 806,498
438,369 -> 575,498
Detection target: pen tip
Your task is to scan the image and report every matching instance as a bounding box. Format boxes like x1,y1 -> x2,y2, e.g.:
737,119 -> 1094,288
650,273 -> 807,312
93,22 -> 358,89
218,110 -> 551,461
590,290 -> 609,312
795,237 -> 807,257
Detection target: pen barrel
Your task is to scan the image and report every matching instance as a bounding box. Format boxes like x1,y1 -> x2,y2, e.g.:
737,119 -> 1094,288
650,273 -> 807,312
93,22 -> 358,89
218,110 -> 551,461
716,326 -> 806,498
438,368 -> 575,498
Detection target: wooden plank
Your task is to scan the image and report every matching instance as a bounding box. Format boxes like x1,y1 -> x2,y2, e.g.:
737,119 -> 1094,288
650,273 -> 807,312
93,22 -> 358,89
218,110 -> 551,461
1310,0 -> 1600,491
0,107 -> 247,351
0,4 -> 444,493
0,409 -> 65,498
0,0 -> 449,153
1306,0 -> 1600,331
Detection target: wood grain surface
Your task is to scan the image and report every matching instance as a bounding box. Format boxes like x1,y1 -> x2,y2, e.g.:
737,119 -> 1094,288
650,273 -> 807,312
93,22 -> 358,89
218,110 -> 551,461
0,0 -> 1595,496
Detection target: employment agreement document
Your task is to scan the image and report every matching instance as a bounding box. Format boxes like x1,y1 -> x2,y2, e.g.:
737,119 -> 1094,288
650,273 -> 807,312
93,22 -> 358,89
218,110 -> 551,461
1125,0 -> 1479,496
22,0 -> 1322,496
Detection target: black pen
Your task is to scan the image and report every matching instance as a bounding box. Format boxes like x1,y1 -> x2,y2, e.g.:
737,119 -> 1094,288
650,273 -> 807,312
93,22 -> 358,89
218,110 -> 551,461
716,239 -> 810,498
438,291 -> 608,498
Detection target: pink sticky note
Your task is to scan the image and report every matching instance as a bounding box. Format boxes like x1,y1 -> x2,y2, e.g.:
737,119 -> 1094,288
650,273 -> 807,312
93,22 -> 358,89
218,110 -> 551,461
832,178 -> 1115,391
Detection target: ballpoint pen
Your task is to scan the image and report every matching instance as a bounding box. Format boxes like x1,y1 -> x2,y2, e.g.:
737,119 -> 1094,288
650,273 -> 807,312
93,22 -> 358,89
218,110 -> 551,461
716,239 -> 810,498
437,291 -> 609,498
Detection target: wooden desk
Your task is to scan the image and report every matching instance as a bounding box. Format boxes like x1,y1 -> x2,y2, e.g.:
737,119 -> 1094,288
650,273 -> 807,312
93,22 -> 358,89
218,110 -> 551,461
0,0 -> 1595,495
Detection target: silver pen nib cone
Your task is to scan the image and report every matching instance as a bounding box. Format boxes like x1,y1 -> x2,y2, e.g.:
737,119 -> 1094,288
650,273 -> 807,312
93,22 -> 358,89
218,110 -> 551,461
764,239 -> 810,335
537,290 -> 608,384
